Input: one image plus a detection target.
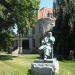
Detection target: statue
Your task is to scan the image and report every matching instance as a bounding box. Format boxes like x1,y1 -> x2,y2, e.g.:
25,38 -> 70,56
31,23 -> 59,75
39,32 -> 55,60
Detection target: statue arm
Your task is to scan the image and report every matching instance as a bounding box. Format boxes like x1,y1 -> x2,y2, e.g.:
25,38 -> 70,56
50,36 -> 55,44
42,37 -> 48,44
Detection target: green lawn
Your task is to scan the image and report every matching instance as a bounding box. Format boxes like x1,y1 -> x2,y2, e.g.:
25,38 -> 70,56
0,54 -> 39,75
0,54 -> 75,75
59,60 -> 75,75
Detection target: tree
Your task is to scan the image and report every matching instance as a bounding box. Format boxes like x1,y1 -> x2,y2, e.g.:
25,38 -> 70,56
9,0 -> 40,35
53,0 -> 75,59
0,0 -> 40,51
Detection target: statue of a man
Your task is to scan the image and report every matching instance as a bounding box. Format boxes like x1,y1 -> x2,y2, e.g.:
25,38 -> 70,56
39,32 -> 55,60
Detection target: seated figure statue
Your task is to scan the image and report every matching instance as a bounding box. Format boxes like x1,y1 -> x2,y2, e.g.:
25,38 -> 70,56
39,32 -> 55,60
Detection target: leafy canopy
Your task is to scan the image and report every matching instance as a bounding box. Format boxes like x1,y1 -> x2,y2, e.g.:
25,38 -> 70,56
0,0 -> 40,51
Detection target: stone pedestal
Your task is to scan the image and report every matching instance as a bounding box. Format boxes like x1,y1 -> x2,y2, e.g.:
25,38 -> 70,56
31,58 -> 59,75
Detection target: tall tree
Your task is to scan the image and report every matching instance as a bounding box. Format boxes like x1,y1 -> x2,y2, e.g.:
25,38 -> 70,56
0,0 -> 40,51
9,0 -> 40,35
53,0 -> 75,59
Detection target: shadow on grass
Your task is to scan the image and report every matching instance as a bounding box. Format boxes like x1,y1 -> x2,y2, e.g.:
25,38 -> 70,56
27,69 -> 31,75
0,55 -> 17,61
58,58 -> 75,63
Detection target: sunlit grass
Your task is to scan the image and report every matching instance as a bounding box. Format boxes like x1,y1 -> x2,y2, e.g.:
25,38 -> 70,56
58,60 -> 75,75
0,54 -> 39,75
0,54 -> 75,75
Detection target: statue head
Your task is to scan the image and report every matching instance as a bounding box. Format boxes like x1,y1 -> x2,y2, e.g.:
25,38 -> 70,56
48,32 -> 52,36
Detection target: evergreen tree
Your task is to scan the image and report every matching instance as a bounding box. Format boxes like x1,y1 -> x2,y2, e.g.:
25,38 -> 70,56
53,0 -> 75,59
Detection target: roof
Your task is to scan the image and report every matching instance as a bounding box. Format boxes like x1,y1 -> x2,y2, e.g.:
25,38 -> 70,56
38,7 -> 53,19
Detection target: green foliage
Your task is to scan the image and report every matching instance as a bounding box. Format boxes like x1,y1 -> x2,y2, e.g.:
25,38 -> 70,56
8,0 -> 39,34
53,0 -> 75,58
0,0 -> 40,51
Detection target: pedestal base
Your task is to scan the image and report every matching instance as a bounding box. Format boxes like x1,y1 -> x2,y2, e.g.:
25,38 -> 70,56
31,58 -> 59,75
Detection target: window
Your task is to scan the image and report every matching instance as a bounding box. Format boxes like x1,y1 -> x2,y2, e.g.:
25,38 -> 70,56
22,40 -> 29,49
47,13 -> 53,18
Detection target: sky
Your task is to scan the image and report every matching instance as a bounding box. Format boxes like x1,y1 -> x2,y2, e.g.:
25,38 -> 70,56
40,0 -> 53,9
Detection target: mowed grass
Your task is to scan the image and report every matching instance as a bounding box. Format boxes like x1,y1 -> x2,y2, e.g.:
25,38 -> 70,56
58,60 -> 75,75
0,54 -> 75,75
0,54 -> 39,75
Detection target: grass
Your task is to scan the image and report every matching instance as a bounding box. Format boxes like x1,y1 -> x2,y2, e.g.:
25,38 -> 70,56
59,60 -> 75,75
0,54 -> 39,75
0,54 -> 75,75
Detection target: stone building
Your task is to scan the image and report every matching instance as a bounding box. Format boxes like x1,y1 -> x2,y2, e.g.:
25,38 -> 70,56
34,7 -> 56,51
12,31 -> 34,54
12,7 -> 55,54
34,18 -> 55,51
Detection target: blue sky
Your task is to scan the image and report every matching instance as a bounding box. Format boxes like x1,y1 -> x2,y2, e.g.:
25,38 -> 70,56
40,0 -> 53,8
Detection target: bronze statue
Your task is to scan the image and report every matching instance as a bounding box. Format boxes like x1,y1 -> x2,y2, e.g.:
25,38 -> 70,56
39,32 -> 55,60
